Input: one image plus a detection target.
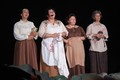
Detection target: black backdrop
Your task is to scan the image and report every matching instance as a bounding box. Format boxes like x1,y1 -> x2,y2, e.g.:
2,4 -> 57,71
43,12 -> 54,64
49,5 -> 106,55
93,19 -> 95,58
1,0 -> 120,73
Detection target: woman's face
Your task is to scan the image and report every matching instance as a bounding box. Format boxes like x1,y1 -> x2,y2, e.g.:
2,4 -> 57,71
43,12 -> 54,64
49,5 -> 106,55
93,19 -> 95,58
21,9 -> 29,19
47,9 -> 56,19
68,16 -> 76,25
94,13 -> 101,22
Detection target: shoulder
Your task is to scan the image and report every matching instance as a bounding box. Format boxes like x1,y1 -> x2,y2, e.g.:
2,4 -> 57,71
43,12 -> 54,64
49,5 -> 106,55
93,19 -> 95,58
39,20 -> 48,28
87,23 -> 94,29
14,21 -> 21,27
56,20 -> 62,23
76,25 -> 84,30
88,23 -> 93,26
74,25 -> 79,28
56,20 -> 63,24
75,25 -> 83,28
38,20 -> 48,26
27,21 -> 34,25
40,20 -> 48,26
42,20 -> 48,23
14,20 -> 20,24
101,23 -> 106,27
76,25 -> 82,28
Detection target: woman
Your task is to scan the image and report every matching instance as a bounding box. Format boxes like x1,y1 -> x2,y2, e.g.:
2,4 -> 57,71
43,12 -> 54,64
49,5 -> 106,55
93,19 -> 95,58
64,13 -> 86,79
86,10 -> 109,73
38,8 -> 69,78
13,8 -> 38,70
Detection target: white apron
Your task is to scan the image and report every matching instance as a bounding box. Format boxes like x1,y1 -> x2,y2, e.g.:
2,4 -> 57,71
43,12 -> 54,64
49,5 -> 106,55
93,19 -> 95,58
41,23 -> 69,78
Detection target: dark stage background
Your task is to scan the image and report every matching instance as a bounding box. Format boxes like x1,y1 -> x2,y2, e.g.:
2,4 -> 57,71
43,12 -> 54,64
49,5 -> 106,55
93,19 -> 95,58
1,0 -> 119,73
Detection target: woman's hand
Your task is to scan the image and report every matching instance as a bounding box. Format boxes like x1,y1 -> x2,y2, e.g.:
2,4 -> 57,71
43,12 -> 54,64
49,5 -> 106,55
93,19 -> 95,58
30,31 -> 37,37
28,35 -> 34,40
62,32 -> 66,37
63,39 -> 68,43
80,37 -> 85,40
52,33 -> 59,38
63,39 -> 71,46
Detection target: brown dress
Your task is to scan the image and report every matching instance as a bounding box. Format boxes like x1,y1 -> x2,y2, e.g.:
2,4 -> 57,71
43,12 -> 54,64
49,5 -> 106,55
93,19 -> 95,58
40,52 -> 59,77
14,39 -> 38,70
65,25 -> 86,78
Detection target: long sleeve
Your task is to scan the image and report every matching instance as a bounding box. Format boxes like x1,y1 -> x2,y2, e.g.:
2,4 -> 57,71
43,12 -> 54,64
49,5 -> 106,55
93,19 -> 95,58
14,23 -> 28,40
60,21 -> 68,36
103,25 -> 109,39
86,24 -> 94,39
38,21 -> 46,38
13,20 -> 38,40
31,22 -> 38,40
80,27 -> 86,37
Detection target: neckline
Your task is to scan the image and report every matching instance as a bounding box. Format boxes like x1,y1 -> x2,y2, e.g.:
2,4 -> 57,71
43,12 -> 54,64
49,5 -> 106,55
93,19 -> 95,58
67,25 -> 78,29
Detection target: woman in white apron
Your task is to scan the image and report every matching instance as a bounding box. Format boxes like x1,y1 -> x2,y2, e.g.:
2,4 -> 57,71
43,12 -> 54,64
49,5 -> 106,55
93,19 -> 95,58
38,8 -> 69,78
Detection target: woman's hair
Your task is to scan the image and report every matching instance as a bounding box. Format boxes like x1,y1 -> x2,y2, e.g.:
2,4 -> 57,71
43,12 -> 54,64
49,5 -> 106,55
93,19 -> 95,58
45,7 -> 56,16
20,8 -> 29,14
91,10 -> 102,19
66,13 -> 76,24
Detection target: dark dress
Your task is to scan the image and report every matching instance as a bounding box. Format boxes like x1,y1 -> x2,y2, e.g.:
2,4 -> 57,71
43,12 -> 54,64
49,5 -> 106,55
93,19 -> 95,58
65,25 -> 86,79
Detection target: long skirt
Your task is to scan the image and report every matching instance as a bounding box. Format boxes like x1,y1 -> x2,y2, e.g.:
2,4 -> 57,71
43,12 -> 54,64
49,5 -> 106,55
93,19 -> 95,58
40,53 -> 59,77
14,39 -> 38,70
66,37 -> 85,79
89,51 -> 108,73
68,65 -> 85,80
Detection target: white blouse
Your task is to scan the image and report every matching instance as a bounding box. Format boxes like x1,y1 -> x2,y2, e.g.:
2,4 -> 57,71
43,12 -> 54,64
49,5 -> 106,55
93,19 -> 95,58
86,22 -> 109,52
14,20 -> 37,40
38,20 -> 68,38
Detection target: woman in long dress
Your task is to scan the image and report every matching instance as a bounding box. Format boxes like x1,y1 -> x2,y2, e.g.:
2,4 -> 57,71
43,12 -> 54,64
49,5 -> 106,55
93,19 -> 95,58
13,8 -> 38,70
64,13 -> 86,79
86,10 -> 109,73
38,8 -> 69,78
